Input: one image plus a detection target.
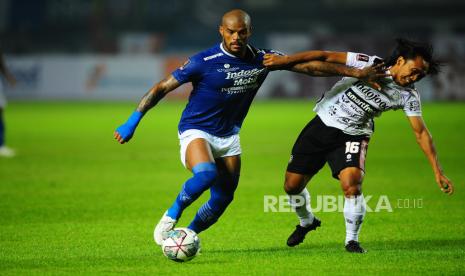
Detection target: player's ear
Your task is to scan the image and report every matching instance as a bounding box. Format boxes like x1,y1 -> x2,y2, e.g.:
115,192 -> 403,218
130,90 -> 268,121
396,56 -> 405,66
219,25 -> 224,37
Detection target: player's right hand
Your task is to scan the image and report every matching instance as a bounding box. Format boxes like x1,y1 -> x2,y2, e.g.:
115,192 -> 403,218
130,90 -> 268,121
114,111 -> 143,144
114,123 -> 136,144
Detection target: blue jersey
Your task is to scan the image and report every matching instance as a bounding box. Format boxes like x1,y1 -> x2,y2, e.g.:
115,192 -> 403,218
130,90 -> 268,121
172,43 -> 277,137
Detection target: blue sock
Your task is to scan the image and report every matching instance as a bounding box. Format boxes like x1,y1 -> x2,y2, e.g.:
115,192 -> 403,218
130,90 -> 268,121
0,112 -> 4,147
188,173 -> 239,234
166,162 -> 217,220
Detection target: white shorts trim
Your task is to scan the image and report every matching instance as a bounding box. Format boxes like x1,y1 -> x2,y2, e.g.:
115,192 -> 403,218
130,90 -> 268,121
178,129 -> 241,167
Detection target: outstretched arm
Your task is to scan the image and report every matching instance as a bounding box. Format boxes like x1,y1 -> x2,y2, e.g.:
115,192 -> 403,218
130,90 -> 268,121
114,75 -> 181,144
136,75 -> 181,114
264,51 -> 348,69
290,60 -> 383,78
408,116 -> 454,195
264,51 -> 387,90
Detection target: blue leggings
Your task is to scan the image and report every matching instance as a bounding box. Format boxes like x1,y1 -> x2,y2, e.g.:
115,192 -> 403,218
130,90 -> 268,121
167,162 -> 218,220
188,172 -> 240,233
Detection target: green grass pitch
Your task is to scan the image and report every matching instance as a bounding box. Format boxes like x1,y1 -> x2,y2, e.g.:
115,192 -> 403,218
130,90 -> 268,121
0,101 -> 464,274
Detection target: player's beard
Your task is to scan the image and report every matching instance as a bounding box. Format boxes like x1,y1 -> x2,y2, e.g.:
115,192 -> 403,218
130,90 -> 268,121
226,41 -> 246,57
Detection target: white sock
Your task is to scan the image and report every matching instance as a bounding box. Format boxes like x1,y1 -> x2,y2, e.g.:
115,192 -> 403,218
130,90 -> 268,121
289,188 -> 315,227
344,194 -> 366,245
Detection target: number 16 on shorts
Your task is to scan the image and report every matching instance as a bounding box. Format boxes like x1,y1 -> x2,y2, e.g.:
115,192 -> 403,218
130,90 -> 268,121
345,142 -> 360,154
343,139 -> 368,171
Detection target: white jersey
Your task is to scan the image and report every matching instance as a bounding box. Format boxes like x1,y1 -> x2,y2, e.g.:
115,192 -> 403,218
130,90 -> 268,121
314,52 -> 422,136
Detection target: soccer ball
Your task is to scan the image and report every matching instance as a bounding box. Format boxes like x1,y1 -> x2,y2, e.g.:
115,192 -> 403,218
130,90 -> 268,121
162,228 -> 200,262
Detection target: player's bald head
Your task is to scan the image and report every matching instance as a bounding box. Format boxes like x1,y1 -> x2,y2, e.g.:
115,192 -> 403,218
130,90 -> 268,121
219,9 -> 252,57
221,9 -> 251,29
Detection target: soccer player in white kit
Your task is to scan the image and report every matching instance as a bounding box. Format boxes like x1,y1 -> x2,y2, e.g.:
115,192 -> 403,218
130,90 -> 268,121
263,38 -> 454,253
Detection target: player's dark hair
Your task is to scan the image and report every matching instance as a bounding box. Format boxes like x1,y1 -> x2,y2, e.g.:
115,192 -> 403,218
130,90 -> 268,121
385,38 -> 441,75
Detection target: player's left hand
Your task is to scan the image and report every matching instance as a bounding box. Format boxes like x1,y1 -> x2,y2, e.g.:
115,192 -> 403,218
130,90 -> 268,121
263,54 -> 290,69
435,173 -> 454,195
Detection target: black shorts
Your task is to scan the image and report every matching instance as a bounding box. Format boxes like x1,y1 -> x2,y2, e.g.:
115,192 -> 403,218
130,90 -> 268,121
287,115 -> 370,179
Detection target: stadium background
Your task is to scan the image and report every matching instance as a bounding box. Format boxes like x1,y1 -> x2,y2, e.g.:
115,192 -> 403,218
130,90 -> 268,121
1,0 -> 464,274
2,0 -> 465,101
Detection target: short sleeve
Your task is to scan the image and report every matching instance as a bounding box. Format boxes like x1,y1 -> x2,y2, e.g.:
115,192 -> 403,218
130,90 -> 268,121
402,90 -> 422,117
346,52 -> 373,69
172,56 -> 204,84
268,49 -> 286,56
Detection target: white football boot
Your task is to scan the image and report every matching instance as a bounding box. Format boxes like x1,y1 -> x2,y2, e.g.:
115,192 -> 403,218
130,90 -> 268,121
154,211 -> 177,245
0,146 -> 15,158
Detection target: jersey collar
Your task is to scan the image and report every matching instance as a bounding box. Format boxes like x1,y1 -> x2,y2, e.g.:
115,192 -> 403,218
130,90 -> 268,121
220,43 -> 255,59
220,43 -> 237,58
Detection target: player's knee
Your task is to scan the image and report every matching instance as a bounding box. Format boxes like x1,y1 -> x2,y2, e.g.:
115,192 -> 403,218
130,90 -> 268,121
217,187 -> 235,206
340,168 -> 363,197
228,173 -> 240,191
284,172 -> 309,195
284,175 -> 302,194
341,179 -> 362,196
196,170 -> 218,184
210,181 -> 236,212
343,184 -> 362,197
284,180 -> 302,195
341,180 -> 362,196
192,162 -> 218,184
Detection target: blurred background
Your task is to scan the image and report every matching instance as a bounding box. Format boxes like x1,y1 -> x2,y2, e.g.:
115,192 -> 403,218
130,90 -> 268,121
1,0 -> 465,101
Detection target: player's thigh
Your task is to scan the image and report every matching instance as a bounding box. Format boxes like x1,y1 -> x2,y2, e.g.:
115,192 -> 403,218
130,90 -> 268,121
215,155 -> 241,176
326,135 -> 369,181
286,116 -> 330,192
185,138 -> 215,171
286,152 -> 326,194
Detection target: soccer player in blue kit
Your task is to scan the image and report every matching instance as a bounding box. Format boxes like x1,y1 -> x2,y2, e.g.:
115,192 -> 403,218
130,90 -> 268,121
114,9 -> 384,246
